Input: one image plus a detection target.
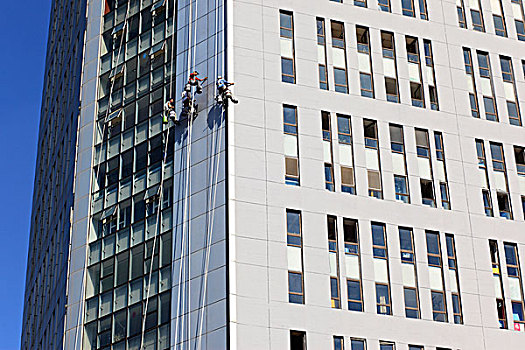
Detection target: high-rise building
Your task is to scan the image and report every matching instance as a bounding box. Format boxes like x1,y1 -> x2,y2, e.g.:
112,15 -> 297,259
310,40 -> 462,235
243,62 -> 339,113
22,0 -> 525,349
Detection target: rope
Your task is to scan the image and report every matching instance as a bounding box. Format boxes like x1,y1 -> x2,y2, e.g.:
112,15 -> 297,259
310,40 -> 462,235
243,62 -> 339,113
73,2 -> 132,347
139,124 -> 172,348
140,1 -> 180,348
195,0 -> 223,347
174,0 -> 197,347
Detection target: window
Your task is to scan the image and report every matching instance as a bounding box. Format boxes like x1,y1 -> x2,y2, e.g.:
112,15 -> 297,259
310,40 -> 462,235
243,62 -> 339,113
463,48 -> 473,74
490,143 -> 505,172
381,32 -> 395,59
423,40 -> 438,109
469,91 -> 479,117
427,231 -> 442,267
516,20 -> 525,41
334,68 -> 348,94
390,124 -> 404,153
317,19 -> 328,90
421,180 -> 435,207
504,243 -> 525,330
419,0 -> 428,20
434,132 -> 444,160
404,287 -> 419,319
380,343 -> 395,350
464,48 -> 479,118
446,234 -> 463,324
415,129 -> 429,158
290,331 -> 306,350
409,346 -> 423,350
493,15 -> 507,37
351,339 -> 366,350
410,83 -> 424,108
476,139 -> 487,168
385,78 -> 399,103
288,272 -> 304,305
490,240 -> 507,328
431,291 -> 446,322
325,163 -> 335,191
471,9 -> 484,31
482,190 -> 493,217
328,216 -> 340,308
376,283 -> 392,315
522,196 -> 525,219
483,96 -> 498,121
334,336 -> 344,350
360,73 -> 373,98
368,170 -> 382,199
338,115 -> 355,194
457,0 -> 467,28
517,146 -> 525,175
399,228 -> 415,264
402,0 -> 415,17
497,192 -> 512,219
344,219 -> 363,312
331,21 -> 346,49
356,26 -> 370,54
372,223 -> 387,258
477,52 -> 490,78
378,0 -> 391,11
507,101 -> 521,126
395,176 -> 409,203
426,231 -> 447,322
322,112 -> 335,192
280,11 -> 295,84
338,115 -> 352,144
440,182 -> 450,210
344,219 -> 359,255
355,0 -> 367,7
284,105 -> 300,186
287,210 -> 304,304
400,227 -> 419,318
347,279 -> 363,311
364,120 -> 378,149
406,37 -> 419,63
341,167 -> 355,194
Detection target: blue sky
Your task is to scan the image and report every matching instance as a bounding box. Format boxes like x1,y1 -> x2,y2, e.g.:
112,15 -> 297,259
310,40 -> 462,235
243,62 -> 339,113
0,1 -> 51,348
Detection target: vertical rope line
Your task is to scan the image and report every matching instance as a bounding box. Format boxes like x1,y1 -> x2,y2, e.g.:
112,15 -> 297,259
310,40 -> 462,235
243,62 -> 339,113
174,0 -> 195,347
140,122 -> 172,348
195,0 -> 222,347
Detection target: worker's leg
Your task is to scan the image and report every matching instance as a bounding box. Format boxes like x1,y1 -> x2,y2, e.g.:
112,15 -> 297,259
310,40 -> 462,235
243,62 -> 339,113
226,91 -> 239,104
170,110 -> 179,124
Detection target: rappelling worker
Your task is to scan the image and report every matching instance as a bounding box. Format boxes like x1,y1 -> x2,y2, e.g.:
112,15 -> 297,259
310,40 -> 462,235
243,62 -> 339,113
185,71 -> 208,94
216,76 -> 238,105
163,99 -> 178,124
181,90 -> 198,119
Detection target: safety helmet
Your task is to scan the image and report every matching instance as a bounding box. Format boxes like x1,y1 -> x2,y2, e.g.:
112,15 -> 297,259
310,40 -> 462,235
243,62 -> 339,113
217,76 -> 223,80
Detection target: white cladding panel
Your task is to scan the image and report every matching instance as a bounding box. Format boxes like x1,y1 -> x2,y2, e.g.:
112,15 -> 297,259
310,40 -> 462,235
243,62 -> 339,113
280,38 -> 294,58
333,48 -> 346,68
339,144 -> 354,166
383,58 -> 396,78
366,149 -> 380,170
480,78 -> 492,96
402,264 -> 416,287
418,158 -> 432,180
392,153 -> 406,175
287,246 -> 303,272
429,266 -> 443,290
345,255 -> 360,279
374,258 -> 389,283
284,134 -> 298,157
